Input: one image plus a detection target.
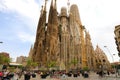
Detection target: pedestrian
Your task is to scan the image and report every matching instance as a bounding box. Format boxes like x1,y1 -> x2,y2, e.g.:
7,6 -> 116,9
0,71 -> 3,80
84,71 -> 89,78
24,71 -> 31,80
99,70 -> 104,77
61,73 -> 67,80
3,69 -> 9,80
107,70 -> 110,76
12,72 -> 19,80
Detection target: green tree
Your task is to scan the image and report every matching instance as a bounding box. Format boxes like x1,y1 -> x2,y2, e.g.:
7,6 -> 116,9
47,61 -> 56,68
83,66 -> 89,71
26,58 -> 38,69
0,55 -> 10,65
71,59 -> 78,67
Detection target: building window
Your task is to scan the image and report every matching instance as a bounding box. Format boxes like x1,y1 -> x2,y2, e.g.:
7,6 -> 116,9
119,31 -> 120,37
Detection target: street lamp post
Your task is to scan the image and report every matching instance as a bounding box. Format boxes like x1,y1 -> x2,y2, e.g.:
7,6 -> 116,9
104,46 -> 114,63
104,46 -> 117,77
0,41 -> 3,52
0,42 -> 3,44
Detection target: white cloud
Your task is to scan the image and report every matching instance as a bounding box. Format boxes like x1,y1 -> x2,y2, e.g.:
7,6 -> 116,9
0,0 -> 41,33
0,0 -> 40,43
0,0 -> 40,19
17,31 -> 35,43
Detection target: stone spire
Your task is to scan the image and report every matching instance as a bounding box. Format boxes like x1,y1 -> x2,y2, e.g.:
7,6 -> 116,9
70,4 -> 82,26
54,0 -> 57,9
69,4 -> 82,39
46,0 -> 59,62
32,0 -> 47,64
69,4 -> 87,68
61,7 -> 67,17
28,45 -> 33,59
59,6 -> 70,70
44,0 -> 47,11
47,0 -> 58,37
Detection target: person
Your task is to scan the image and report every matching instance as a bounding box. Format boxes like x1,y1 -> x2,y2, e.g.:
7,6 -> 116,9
61,73 -> 67,80
31,72 -> 36,78
99,70 -> 104,77
0,71 -> 3,80
84,71 -> 89,78
11,72 -> 19,80
3,70 -> 9,80
24,71 -> 31,80
107,70 -> 110,76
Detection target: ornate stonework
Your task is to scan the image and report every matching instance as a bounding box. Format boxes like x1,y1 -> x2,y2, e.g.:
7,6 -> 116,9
94,45 -> 110,71
114,25 -> 120,57
30,0 -> 110,71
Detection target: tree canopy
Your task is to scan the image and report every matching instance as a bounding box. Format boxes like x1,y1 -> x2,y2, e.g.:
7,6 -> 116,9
0,54 -> 10,65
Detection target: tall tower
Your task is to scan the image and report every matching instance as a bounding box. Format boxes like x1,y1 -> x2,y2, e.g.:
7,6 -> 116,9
69,4 -> 87,69
59,7 -> 70,70
46,0 -> 59,66
32,0 -> 47,66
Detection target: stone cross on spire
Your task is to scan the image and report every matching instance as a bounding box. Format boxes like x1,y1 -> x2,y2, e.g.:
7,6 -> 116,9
40,5 -> 44,16
67,0 -> 70,14
44,0 -> 48,11
55,0 -> 57,9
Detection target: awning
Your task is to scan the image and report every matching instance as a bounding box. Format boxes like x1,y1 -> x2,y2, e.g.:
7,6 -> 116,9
9,63 -> 22,66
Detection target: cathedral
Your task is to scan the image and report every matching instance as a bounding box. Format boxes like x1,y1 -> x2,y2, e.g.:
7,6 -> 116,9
29,0 -> 110,71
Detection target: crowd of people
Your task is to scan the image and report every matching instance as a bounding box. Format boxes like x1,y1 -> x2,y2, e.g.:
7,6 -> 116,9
0,68 -> 118,80
0,69 -> 90,80
0,69 -> 37,80
0,69 -> 22,80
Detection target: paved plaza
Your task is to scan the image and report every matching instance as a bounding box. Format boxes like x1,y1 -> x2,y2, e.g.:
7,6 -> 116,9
19,72 -> 120,80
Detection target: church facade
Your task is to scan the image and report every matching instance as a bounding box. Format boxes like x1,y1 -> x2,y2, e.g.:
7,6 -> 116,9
30,0 -> 110,71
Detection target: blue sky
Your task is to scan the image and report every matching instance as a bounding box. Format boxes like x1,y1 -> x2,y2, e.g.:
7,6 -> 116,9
0,0 -> 40,61
0,0 -> 120,62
